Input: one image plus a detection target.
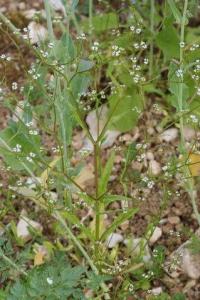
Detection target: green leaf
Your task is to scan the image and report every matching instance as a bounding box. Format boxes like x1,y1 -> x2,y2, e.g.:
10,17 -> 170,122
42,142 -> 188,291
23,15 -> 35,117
156,17 -> 179,60
77,59 -> 94,73
172,293 -> 186,300
101,207 -> 138,241
99,151 -> 115,195
0,290 -> 6,300
54,33 -> 76,63
7,253 -> 86,300
168,62 -> 189,110
63,211 -> 95,241
167,0 -> 182,23
87,273 -> 112,291
108,87 -> 142,132
71,0 -> 79,10
103,194 -> 132,207
0,121 -> 41,171
83,12 -> 119,33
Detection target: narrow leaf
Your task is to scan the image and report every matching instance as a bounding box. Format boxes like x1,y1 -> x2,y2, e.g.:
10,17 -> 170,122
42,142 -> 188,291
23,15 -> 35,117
101,207 -> 138,241
99,151 -> 115,194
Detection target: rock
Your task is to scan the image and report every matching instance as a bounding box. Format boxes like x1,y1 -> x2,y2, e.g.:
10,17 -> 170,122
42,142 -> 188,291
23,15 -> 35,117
75,164 -> 94,189
149,227 -> 162,245
17,214 -> 43,242
124,238 -> 151,263
114,155 -> 123,164
160,128 -> 178,142
131,161 -> 142,171
151,287 -> 163,296
164,232 -> 200,279
49,0 -> 66,14
23,9 -> 38,19
83,105 -> 120,150
182,248 -> 200,279
149,160 -> 161,175
28,22 -> 47,44
106,233 -> 123,248
183,127 -> 195,141
183,279 -> 196,293
146,151 -> 154,161
168,216 -> 180,225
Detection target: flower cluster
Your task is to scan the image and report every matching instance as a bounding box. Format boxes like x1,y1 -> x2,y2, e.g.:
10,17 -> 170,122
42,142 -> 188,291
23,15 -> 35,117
0,54 -> 12,61
112,45 -> 124,57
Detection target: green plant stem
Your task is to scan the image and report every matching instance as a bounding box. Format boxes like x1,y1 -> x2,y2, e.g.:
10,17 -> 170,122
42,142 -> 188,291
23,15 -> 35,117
94,142 -> 100,260
149,0 -> 155,77
53,212 -> 110,299
89,0 -> 93,33
44,0 -> 55,42
178,0 -> 200,226
0,250 -> 28,276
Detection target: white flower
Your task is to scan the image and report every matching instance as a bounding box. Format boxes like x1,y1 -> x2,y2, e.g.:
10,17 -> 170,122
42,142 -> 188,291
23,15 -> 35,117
12,82 -> 18,90
28,21 -> 47,44
76,33 -> 86,40
176,69 -> 183,78
46,277 -> 53,285
136,28 -> 142,34
91,41 -> 99,52
12,144 -> 22,153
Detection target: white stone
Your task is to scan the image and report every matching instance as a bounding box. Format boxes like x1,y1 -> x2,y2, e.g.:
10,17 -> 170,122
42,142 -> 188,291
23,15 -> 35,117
151,287 -> 163,296
124,238 -> 151,263
49,0 -> 66,14
146,151 -> 154,161
149,227 -> 162,244
28,22 -> 47,44
164,237 -> 200,279
183,127 -> 195,141
160,128 -> 178,142
149,160 -> 161,175
17,214 -> 43,242
84,105 -> 120,150
106,233 -> 123,248
182,248 -> 200,279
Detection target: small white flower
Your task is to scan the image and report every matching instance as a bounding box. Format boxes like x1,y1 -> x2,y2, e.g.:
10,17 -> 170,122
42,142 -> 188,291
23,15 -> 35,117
179,41 -> 185,48
29,152 -> 36,158
12,144 -> 22,153
176,69 -> 183,78
136,28 -> 142,34
29,130 -> 38,135
91,41 -> 99,52
76,33 -> 86,40
46,277 -> 53,285
48,42 -> 54,49
12,82 -> 18,90
190,114 -> 198,123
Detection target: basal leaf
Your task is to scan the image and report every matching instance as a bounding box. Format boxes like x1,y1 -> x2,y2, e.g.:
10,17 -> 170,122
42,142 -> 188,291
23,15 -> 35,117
156,17 -> 179,60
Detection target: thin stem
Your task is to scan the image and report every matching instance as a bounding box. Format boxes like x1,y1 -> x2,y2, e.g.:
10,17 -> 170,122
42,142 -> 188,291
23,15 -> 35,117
0,250 -> 28,276
44,0 -> 55,42
89,0 -> 93,34
53,211 -> 110,299
94,142 -> 100,260
149,0 -> 155,77
178,0 -> 200,226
